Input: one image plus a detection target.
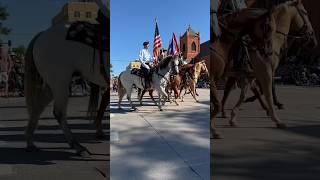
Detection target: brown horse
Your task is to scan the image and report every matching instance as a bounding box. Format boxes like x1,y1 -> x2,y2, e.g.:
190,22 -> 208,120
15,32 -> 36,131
225,0 -> 317,128
179,60 -> 209,102
210,7 -> 277,139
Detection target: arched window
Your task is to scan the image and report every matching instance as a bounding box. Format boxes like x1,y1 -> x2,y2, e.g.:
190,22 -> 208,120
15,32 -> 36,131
182,44 -> 186,52
192,42 -> 196,52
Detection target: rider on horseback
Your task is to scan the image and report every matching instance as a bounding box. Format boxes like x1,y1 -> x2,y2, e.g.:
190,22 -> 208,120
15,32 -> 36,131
216,0 -> 250,71
139,41 -> 154,89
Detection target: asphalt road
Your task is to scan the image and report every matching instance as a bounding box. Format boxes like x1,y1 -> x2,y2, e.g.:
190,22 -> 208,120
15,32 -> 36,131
212,85 -> 320,180
0,96 -> 109,180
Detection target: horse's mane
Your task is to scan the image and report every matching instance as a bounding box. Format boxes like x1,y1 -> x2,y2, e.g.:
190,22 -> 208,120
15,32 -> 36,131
158,56 -> 173,70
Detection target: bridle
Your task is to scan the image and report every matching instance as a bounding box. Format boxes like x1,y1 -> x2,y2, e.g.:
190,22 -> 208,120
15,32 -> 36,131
276,4 -> 313,42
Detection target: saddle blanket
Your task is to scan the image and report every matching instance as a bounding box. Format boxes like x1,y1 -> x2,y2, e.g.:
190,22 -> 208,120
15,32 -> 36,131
66,21 -> 108,51
131,68 -> 144,78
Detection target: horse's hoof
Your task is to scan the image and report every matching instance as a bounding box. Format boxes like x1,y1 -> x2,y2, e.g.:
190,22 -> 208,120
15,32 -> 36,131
276,123 -> 287,129
77,149 -> 91,157
159,108 -> 163,111
277,104 -> 285,110
25,145 -> 39,152
211,133 -> 224,139
95,131 -> 105,140
229,121 -> 239,127
196,100 -> 200,103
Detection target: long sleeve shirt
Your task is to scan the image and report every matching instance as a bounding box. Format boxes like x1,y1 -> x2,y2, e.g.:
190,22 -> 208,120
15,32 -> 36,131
139,48 -> 153,69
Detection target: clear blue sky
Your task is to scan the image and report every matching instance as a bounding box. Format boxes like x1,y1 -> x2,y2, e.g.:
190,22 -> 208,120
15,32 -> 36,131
111,0 -> 209,76
1,0 -> 67,47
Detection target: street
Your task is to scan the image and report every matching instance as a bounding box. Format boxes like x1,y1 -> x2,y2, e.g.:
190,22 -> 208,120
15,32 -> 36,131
212,86 -> 320,180
0,96 -> 109,180
110,89 -> 210,180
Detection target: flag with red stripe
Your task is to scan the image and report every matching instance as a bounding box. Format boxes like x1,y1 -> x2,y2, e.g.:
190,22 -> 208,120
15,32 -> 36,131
153,21 -> 162,62
168,32 -> 179,56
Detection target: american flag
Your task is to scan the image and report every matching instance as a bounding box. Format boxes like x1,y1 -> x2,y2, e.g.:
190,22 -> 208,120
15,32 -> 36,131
153,21 -> 162,62
168,32 -> 179,56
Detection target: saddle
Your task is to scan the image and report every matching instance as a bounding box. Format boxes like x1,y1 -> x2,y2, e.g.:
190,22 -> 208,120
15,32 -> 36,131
131,68 -> 144,77
66,19 -> 110,83
66,21 -> 108,51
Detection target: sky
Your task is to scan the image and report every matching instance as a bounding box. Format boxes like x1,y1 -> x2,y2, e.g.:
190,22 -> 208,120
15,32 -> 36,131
0,0 -> 209,76
111,0 -> 209,75
0,0 -> 68,47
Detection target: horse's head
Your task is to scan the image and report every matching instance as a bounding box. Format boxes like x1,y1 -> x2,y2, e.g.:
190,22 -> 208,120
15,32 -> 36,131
199,60 -> 209,75
290,0 -> 317,49
158,55 -> 179,74
172,55 -> 180,74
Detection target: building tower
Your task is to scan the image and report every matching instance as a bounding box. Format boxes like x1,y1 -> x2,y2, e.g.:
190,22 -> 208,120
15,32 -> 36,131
180,25 -> 200,63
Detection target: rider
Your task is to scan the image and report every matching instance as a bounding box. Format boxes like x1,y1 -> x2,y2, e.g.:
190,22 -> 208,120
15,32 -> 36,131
139,41 -> 154,88
218,0 -> 249,71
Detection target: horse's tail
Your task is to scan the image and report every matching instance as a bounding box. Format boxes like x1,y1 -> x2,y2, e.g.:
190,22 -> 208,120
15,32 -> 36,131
25,32 -> 52,116
87,83 -> 100,120
117,72 -> 126,95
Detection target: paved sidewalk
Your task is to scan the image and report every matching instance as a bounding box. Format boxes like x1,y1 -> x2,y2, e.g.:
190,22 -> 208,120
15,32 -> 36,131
111,89 -> 210,180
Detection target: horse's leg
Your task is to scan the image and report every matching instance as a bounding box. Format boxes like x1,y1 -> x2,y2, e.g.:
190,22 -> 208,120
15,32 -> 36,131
117,83 -> 126,110
139,89 -> 147,105
190,81 -> 199,103
52,82 -> 89,156
221,77 -> 236,118
148,90 -> 158,106
25,85 -> 53,151
249,79 -> 268,110
126,88 -> 135,110
172,85 -> 179,106
211,81 -> 222,139
230,79 -> 249,127
95,90 -> 109,139
272,82 -> 284,109
255,66 -> 286,128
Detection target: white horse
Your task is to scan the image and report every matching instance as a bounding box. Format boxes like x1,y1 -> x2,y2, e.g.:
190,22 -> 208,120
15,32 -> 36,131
24,23 -> 109,155
117,56 -> 179,111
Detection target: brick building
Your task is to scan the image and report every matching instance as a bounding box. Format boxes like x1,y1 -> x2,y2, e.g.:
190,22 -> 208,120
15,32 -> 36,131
52,0 -> 98,25
180,25 -> 201,63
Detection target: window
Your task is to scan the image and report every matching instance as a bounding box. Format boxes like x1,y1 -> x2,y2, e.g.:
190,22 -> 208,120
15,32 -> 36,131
86,12 -> 92,18
182,44 -> 186,52
74,11 -> 80,18
191,42 -> 196,52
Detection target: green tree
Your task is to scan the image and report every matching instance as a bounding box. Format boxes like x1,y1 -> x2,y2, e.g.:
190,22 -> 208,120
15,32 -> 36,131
0,3 -> 11,36
12,45 -> 26,59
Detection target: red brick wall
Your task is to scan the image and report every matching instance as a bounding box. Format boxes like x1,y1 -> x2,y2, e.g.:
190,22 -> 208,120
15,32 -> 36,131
180,34 -> 200,63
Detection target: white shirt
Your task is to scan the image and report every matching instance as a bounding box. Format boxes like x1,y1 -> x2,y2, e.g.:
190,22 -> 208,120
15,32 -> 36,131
94,0 -> 109,18
139,48 -> 153,69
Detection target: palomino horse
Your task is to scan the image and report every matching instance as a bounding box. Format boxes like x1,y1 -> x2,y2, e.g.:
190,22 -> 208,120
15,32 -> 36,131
179,60 -> 209,103
24,22 -> 109,155
226,0 -> 317,127
210,8 -> 277,139
117,56 -> 179,111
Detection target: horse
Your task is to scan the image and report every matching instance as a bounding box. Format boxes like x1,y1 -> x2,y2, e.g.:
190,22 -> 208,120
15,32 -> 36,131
225,0 -> 317,128
24,22 -> 109,155
117,56 -> 179,111
179,60 -> 209,102
210,7 -> 277,139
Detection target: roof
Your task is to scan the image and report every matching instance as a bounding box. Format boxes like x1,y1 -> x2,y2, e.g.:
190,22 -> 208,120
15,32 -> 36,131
182,25 -> 199,37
